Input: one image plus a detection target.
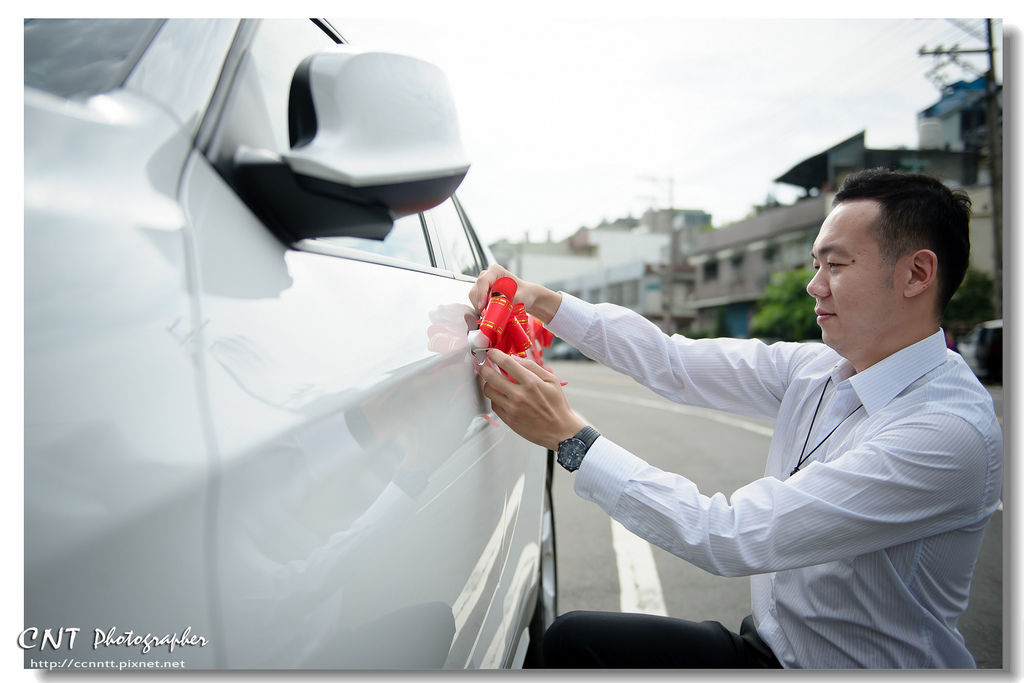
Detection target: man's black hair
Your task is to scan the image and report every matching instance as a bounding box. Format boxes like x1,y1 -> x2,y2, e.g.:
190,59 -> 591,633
832,167 -> 971,316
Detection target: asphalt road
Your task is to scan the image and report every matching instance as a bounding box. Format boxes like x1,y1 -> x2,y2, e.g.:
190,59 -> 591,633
545,359 -> 1004,669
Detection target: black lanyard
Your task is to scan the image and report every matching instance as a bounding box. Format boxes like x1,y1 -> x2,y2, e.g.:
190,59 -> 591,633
791,377 -> 863,476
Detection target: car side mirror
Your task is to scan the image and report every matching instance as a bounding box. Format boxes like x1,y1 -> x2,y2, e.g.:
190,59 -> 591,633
235,47 -> 471,243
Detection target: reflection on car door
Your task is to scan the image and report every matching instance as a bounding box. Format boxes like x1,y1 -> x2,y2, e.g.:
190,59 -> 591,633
422,198 -> 549,665
24,83 -> 217,668
182,150 -> 534,666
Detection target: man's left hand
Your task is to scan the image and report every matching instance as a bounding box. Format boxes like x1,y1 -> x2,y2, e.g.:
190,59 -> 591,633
478,349 -> 585,450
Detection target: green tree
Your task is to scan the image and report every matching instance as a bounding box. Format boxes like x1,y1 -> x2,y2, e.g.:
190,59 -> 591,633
944,268 -> 996,336
713,306 -> 729,337
750,268 -> 818,341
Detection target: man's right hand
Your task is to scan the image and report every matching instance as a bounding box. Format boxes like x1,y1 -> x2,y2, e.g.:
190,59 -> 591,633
469,264 -> 520,313
469,265 -> 563,324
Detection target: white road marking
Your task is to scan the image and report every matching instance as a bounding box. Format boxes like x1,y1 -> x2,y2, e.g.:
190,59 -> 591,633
568,390 -> 771,619
573,408 -> 670,617
569,387 -> 775,438
610,519 -> 668,616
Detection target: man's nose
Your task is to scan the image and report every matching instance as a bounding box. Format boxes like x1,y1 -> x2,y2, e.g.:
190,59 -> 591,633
806,268 -> 828,298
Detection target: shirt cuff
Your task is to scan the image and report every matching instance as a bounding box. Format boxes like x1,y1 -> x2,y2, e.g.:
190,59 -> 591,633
573,435 -> 647,515
546,292 -> 595,345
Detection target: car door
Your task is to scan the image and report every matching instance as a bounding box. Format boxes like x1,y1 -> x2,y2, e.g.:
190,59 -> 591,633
421,196 -> 551,666
181,18 -> 544,668
23,19 -> 236,669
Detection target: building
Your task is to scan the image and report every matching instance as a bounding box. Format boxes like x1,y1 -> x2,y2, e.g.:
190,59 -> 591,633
490,208 -> 708,331
917,76 -> 990,154
489,219 -> 669,284
774,131 -> 978,196
492,77 -> 998,340
686,195 -> 828,336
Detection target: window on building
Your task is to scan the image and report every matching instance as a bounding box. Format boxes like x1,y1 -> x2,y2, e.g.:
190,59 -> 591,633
623,281 -> 638,307
703,260 -> 719,281
784,239 -> 809,268
608,282 -> 624,305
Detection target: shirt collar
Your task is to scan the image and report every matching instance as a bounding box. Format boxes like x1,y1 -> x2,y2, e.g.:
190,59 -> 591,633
840,329 -> 948,415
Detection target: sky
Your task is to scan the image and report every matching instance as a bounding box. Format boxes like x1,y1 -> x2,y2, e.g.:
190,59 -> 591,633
331,6 -> 1010,247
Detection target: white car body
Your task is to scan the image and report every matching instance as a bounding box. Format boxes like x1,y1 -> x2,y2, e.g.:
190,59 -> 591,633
24,18 -> 554,669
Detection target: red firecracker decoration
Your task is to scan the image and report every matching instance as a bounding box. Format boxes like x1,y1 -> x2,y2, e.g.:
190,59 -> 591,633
474,276 -> 560,382
478,277 -> 519,350
477,277 -> 532,356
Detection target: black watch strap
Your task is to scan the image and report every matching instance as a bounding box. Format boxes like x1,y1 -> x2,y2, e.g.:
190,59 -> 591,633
556,426 -> 601,472
574,425 -> 600,452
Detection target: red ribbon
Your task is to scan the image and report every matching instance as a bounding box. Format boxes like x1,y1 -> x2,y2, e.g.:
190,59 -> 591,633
478,277 -> 545,357
476,276 -> 560,382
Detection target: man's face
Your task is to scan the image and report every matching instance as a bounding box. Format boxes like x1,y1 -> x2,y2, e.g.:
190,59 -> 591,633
806,199 -> 904,371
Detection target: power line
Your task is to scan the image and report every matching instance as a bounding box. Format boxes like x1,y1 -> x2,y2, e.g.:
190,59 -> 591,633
947,18 -> 987,43
919,19 -> 1002,316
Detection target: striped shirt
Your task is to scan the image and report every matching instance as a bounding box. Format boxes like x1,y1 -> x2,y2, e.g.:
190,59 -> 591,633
548,293 -> 1002,668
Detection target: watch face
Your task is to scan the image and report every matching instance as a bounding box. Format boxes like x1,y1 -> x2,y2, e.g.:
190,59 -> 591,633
557,437 -> 587,472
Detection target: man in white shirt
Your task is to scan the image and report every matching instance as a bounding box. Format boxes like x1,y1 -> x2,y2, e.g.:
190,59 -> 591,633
471,169 -> 1002,668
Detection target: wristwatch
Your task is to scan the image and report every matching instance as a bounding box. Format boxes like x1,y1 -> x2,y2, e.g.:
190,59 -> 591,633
556,426 -> 601,472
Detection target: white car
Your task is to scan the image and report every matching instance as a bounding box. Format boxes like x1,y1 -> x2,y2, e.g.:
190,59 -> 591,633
24,18 -> 555,670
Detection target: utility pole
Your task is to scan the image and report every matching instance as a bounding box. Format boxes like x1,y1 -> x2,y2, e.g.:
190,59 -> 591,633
638,175 -> 675,211
638,175 -> 677,332
919,20 -> 1002,316
985,19 -> 1003,318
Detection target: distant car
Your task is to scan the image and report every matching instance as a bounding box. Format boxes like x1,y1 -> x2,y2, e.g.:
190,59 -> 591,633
546,339 -> 590,361
958,319 -> 1002,383
24,18 -> 555,670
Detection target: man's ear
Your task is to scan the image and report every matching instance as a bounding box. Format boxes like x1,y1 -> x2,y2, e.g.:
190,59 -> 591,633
902,249 -> 938,299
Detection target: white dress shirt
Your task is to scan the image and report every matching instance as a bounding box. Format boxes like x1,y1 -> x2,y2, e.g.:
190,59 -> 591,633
547,293 -> 1002,669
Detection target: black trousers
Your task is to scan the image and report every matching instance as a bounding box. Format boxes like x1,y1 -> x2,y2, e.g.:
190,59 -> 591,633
538,611 -> 783,669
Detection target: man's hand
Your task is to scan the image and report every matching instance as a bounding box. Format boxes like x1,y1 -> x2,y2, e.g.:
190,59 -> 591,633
469,264 -> 520,313
469,265 -> 563,324
479,349 -> 585,450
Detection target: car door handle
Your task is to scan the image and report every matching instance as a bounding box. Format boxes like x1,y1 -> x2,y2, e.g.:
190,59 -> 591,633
468,330 -> 489,365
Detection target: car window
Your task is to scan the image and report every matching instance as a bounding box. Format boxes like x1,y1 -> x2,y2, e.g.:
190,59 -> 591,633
24,19 -> 164,99
424,198 -> 481,277
208,19 -> 437,269
125,19 -> 239,136
205,19 -> 339,175
317,214 -> 433,267
246,19 -> 339,154
455,199 -> 489,270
